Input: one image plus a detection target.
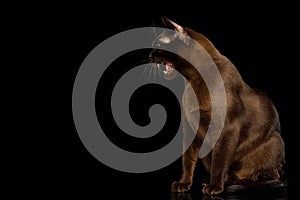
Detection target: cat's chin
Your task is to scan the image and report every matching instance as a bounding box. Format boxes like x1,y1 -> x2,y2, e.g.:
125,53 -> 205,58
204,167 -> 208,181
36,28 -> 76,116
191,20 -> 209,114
164,69 -> 177,80
163,62 -> 177,80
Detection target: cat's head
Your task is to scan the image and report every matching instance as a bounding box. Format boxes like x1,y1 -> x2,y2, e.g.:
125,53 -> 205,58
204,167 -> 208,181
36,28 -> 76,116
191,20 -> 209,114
150,17 -> 217,81
149,17 -> 194,80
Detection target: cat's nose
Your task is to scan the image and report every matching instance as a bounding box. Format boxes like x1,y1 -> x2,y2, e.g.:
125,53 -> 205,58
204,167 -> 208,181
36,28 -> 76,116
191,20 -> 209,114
149,48 -> 162,60
149,49 -> 156,59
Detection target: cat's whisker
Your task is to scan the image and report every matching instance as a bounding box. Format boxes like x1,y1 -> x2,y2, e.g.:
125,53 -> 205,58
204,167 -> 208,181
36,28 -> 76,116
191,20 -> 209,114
149,21 -> 157,37
139,64 -> 149,81
156,64 -> 166,83
135,58 -> 150,65
148,64 -> 154,81
152,40 -> 155,47
153,63 -> 157,82
151,27 -> 157,37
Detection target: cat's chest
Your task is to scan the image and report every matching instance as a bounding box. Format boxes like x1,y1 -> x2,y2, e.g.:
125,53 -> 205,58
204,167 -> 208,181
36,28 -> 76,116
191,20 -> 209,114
182,84 -> 200,132
182,83 -> 212,131
182,84 -> 199,113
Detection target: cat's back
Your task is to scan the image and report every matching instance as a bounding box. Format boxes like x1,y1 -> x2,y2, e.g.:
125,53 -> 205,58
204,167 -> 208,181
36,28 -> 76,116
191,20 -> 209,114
242,87 -> 279,128
213,54 -> 280,132
185,28 -> 280,133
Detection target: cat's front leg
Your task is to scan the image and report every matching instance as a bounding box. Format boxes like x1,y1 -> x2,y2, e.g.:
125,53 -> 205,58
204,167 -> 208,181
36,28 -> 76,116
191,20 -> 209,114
171,138 -> 201,193
202,129 -> 239,195
171,115 -> 201,193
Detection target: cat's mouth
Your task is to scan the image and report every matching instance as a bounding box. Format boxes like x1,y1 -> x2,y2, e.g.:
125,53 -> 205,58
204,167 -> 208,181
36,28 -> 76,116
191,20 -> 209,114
163,61 -> 174,75
149,49 -> 177,80
155,61 -> 177,80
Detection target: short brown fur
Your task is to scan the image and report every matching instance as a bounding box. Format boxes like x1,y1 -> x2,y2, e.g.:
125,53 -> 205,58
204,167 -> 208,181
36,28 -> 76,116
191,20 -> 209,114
150,18 -> 285,195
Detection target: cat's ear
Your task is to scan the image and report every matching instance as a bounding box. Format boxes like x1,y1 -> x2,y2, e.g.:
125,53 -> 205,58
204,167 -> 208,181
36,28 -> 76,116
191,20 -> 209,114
161,16 -> 190,45
162,17 -> 185,33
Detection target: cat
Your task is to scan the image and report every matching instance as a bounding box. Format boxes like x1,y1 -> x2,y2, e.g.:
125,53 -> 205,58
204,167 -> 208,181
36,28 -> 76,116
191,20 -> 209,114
149,17 -> 285,195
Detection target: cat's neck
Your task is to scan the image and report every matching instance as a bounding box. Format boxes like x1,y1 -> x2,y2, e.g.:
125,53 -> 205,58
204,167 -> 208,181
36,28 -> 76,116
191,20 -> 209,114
186,28 -> 219,57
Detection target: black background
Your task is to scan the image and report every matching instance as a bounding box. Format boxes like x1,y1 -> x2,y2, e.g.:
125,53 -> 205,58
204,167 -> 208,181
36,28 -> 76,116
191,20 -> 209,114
24,3 -> 298,199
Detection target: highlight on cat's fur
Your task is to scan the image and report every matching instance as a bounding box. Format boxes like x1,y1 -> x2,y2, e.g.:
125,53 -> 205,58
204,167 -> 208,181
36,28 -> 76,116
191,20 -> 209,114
149,17 -> 285,195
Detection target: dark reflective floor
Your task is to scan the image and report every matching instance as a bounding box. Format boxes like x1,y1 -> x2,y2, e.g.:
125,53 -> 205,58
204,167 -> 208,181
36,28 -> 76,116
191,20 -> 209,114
170,182 -> 288,200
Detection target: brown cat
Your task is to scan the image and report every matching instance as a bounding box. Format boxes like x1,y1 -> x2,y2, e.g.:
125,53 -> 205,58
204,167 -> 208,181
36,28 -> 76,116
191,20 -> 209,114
150,17 -> 285,195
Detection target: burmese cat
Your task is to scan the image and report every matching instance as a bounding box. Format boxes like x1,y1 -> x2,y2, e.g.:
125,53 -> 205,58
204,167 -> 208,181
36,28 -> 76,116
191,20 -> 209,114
150,17 -> 285,195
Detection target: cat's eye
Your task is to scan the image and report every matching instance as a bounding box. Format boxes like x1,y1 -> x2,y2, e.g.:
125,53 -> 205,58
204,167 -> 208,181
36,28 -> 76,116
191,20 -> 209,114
156,43 -> 161,47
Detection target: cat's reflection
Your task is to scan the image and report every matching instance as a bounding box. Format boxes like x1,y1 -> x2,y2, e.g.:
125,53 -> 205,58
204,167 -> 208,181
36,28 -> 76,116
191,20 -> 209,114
171,193 -> 224,200
171,193 -> 223,200
171,193 -> 193,200
170,192 -> 288,200
170,180 -> 288,200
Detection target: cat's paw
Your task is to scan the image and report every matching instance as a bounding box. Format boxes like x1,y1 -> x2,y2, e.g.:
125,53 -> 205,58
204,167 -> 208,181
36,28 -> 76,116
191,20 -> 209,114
171,181 -> 191,193
202,183 -> 224,195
